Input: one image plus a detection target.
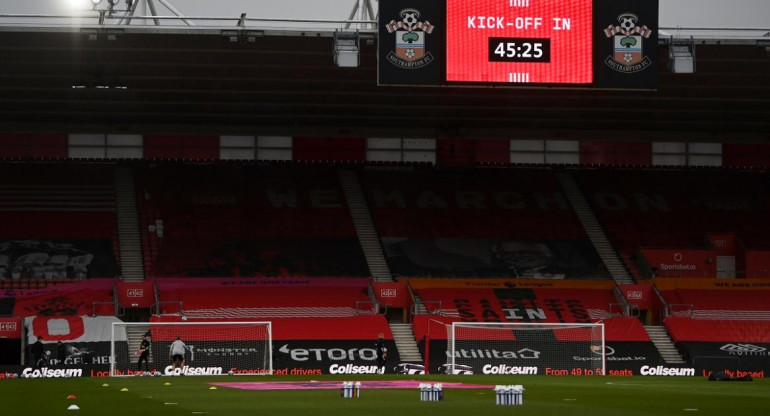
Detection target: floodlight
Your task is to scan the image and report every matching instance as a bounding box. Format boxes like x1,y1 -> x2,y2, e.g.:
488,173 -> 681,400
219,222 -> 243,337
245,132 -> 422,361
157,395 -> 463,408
334,30 -> 360,68
667,37 -> 696,74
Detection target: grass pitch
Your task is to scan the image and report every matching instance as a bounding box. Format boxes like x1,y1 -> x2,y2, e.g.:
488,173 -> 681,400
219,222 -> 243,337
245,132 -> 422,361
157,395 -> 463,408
1,374 -> 767,416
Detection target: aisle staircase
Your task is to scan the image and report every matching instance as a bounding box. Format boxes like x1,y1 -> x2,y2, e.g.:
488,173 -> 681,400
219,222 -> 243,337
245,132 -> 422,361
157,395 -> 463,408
556,171 -> 634,284
114,165 -> 145,282
338,169 -> 392,282
645,325 -> 686,364
389,323 -> 422,363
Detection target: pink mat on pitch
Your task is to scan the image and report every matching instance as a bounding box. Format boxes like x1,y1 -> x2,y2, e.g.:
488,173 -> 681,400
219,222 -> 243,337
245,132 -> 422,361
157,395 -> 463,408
210,380 -> 494,391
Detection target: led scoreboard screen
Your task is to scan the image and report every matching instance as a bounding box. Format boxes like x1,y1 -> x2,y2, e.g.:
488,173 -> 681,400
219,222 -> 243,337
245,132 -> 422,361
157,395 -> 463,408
447,0 -> 592,84
378,0 -> 659,90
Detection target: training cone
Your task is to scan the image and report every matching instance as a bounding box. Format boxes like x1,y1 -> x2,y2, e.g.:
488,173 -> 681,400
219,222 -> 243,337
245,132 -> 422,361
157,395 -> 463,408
121,388 -> 129,392
67,394 -> 77,399
67,404 -> 80,410
102,383 -> 109,387
164,382 -> 171,386
209,386 -> 218,390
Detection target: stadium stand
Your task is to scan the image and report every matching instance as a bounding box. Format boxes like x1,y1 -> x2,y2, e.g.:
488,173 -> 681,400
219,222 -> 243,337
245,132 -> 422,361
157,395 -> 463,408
573,168 -> 770,277
655,278 -> 770,320
0,0 -> 769,380
134,163 -> 368,278
0,163 -> 121,281
361,166 -> 610,278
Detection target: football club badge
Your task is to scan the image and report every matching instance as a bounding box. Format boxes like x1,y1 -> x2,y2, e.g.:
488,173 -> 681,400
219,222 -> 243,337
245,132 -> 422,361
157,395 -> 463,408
603,13 -> 653,73
385,8 -> 435,69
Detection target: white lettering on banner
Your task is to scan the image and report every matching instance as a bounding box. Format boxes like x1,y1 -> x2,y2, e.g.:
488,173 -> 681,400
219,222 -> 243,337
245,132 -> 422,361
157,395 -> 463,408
163,366 -> 223,376
0,322 -> 17,331
21,367 -> 83,378
482,364 -> 538,375
659,263 -> 696,271
278,344 -> 377,362
381,289 -> 397,297
127,289 -> 144,297
627,291 -> 643,300
574,355 -> 646,362
639,365 -> 695,376
720,343 -> 768,356
328,364 -> 380,374
446,348 -> 540,359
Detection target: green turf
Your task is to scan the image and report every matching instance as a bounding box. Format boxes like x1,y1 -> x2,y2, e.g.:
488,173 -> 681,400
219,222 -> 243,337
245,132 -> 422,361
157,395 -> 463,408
1,374 -> 768,416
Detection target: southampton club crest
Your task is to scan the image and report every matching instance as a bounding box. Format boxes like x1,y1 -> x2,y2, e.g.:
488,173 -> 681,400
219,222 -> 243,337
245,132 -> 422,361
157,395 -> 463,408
603,13 -> 653,73
384,8 -> 435,69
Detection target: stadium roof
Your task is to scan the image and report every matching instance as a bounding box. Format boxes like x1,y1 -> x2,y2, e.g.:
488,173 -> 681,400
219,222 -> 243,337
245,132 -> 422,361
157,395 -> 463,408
0,1 -> 768,142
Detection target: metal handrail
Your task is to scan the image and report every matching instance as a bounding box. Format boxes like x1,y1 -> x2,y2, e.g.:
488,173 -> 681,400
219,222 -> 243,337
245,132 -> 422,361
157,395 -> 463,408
411,300 -> 442,317
366,282 -> 381,314
652,284 -> 669,323
612,285 -> 632,315
355,300 -> 377,315
607,302 -> 640,317
151,300 -> 182,315
665,303 -> 694,318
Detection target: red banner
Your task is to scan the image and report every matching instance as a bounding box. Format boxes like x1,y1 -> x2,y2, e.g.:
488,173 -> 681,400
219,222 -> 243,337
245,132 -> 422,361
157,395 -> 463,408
372,282 -> 411,308
412,286 -> 617,324
150,315 -> 392,341
640,249 -> 717,278
154,277 -> 371,291
665,317 -> 770,343
9,279 -> 115,317
0,316 -> 22,338
654,277 -> 770,291
0,278 -> 115,299
746,251 -> 770,279
411,315 -> 650,342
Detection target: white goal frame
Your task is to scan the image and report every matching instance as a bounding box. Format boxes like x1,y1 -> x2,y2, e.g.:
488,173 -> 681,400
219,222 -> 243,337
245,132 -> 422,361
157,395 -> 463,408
110,321 -> 272,377
450,322 -> 605,375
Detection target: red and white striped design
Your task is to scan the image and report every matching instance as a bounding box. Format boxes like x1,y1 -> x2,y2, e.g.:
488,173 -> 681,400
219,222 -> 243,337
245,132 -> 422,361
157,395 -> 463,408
603,25 -> 653,38
509,72 -> 530,83
671,309 -> 770,320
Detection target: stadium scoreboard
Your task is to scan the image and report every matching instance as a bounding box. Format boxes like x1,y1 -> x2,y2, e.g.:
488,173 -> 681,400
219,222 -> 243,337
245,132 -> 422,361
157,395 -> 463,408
378,0 -> 658,89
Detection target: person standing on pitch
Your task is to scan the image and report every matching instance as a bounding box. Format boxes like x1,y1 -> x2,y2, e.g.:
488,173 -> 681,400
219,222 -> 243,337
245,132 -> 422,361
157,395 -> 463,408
30,336 -> 45,369
375,333 -> 387,374
169,336 -> 187,371
137,334 -> 151,372
56,341 -> 67,366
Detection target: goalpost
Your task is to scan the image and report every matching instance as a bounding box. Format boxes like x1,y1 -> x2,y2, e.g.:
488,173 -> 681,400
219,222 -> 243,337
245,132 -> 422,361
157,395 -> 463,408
110,321 -> 272,377
449,322 -> 605,376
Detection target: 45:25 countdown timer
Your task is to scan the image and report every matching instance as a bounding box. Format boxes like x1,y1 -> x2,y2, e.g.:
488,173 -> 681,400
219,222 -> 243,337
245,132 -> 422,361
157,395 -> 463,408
488,37 -> 551,63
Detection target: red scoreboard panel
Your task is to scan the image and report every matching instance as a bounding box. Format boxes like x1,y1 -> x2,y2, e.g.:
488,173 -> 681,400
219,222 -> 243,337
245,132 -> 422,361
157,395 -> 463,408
446,0 -> 593,84
377,0 -> 659,90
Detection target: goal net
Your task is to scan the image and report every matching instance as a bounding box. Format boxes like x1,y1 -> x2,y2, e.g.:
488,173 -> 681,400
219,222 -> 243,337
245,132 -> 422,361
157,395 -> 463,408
110,321 -> 272,377
449,322 -> 605,376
